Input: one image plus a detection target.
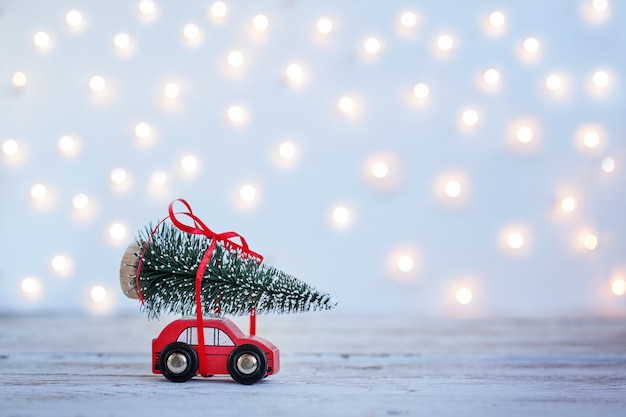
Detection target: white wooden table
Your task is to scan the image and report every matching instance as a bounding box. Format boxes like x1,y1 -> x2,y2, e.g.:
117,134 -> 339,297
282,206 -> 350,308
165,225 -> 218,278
1,314 -> 625,416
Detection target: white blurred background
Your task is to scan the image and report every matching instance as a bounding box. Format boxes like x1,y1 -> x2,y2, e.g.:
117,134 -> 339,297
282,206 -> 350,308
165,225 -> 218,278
1,0 -> 625,317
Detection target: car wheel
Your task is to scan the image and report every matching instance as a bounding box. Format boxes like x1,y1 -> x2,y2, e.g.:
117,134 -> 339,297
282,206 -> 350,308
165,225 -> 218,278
227,344 -> 268,385
159,342 -> 198,383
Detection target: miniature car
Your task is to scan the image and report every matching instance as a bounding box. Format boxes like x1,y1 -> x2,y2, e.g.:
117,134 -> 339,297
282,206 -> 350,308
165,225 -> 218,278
152,317 -> 280,385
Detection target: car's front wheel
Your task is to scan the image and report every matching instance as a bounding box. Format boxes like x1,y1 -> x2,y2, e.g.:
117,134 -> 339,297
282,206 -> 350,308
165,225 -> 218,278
227,344 -> 268,385
159,342 -> 198,382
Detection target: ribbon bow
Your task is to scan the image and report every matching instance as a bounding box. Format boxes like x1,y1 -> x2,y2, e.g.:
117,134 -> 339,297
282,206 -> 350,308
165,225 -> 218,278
135,198 -> 263,308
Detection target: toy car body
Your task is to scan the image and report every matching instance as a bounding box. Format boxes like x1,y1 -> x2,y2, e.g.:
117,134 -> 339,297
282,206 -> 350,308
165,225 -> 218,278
152,317 -> 280,385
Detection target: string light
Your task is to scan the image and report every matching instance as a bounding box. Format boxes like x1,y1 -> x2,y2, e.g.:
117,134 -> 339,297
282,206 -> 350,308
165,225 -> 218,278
227,50 -> 244,67
286,63 -> 303,81
66,10 -> 83,27
372,162 -> 389,179
338,97 -> 355,113
183,24 -> 200,40
2,139 -> 19,156
332,206 -> 350,225
436,34 -> 454,52
560,196 -> 576,212
164,83 -> 180,99
12,72 -> 27,87
239,185 -> 257,202
180,155 -> 198,173
592,0 -> 609,13
58,135 -> 77,154
583,234 -> 598,250
456,288 -> 473,304
51,255 -> 69,272
316,18 -> 333,34
601,157 -> 615,173
612,278 -> 626,296
210,1 -> 227,18
34,31 -> 51,49
413,83 -> 429,99
72,193 -> 89,209
400,12 -> 417,28
583,130 -> 600,148
108,223 -> 126,241
461,109 -> 479,127
592,70 -> 609,88
110,168 -> 128,185
21,277 -> 41,297
444,180 -> 462,198
113,33 -> 130,49
483,68 -> 500,85
488,11 -> 505,27
135,122 -> 152,139
522,37 -> 540,54
151,170 -> 168,186
89,76 -> 106,93
364,38 -> 381,55
30,184 -> 47,200
507,232 -> 524,249
279,142 -> 296,160
516,126 -> 533,143
90,285 -> 107,303
227,105 -> 243,122
138,0 -> 155,15
545,74 -> 562,91
397,255 -> 414,272
253,14 -> 269,31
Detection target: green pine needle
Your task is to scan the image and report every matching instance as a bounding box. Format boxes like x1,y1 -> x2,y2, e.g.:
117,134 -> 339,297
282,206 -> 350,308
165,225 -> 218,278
131,223 -> 337,319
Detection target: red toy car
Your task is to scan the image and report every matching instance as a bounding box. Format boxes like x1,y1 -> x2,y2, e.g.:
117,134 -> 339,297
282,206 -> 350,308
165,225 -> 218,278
152,317 -> 280,385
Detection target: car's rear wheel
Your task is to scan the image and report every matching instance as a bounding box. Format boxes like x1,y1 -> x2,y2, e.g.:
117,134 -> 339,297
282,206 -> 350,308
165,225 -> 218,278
227,344 -> 267,385
159,342 -> 198,382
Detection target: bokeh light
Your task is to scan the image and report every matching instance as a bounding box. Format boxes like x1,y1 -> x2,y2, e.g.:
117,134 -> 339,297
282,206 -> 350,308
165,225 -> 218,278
253,14 -> 269,31
2,139 -> 19,156
89,76 -> 106,93
413,83 -> 429,99
72,193 -> 89,209
180,155 -> 198,173
338,96 -> 355,113
30,184 -> 47,201
456,288 -> 473,304
108,223 -> 126,241
66,10 -> 83,27
601,157 -> 615,173
12,71 -> 27,87
90,285 -> 107,303
397,255 -> 414,272
332,206 -> 350,225
400,12 -> 417,28
239,185 -> 257,202
507,232 -> 524,249
279,142 -> 296,160
317,18 -> 333,34
436,34 -> 454,51
33,31 -> 50,48
113,33 -> 130,49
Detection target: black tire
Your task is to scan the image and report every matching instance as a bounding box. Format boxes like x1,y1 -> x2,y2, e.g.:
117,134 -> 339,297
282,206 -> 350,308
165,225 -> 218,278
227,344 -> 268,385
159,342 -> 198,382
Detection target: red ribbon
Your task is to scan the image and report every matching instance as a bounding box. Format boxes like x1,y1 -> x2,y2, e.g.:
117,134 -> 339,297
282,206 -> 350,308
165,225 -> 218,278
135,198 -> 263,306
135,198 -> 263,376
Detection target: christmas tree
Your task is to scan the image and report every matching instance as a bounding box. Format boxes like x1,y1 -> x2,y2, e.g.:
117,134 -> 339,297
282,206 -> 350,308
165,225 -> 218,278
120,200 -> 337,319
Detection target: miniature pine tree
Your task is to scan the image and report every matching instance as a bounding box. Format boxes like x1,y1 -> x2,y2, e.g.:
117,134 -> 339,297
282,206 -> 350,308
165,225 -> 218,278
121,222 -> 337,319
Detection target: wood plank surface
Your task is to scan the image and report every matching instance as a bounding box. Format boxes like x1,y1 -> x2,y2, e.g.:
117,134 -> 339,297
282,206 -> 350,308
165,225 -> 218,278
1,314 -> 625,416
